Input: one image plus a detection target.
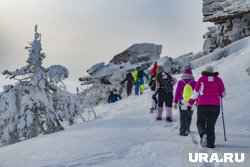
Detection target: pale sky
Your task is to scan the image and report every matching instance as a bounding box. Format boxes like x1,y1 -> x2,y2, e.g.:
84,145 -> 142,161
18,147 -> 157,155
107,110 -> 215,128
0,0 -> 211,92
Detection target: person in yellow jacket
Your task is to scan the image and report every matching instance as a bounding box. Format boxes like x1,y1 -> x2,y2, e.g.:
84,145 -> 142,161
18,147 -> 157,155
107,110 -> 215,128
134,66 -> 149,95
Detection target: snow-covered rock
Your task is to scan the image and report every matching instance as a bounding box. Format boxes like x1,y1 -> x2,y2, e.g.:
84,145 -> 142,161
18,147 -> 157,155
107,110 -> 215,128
203,0 -> 250,52
192,36 -> 250,69
203,0 -> 250,22
87,62 -> 105,75
156,52 -> 206,74
110,43 -> 162,65
78,43 -> 162,106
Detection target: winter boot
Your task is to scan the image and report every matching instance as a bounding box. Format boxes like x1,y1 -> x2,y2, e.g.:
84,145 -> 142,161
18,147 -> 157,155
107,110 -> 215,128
150,107 -> 154,113
166,107 -> 172,122
156,107 -> 163,120
200,133 -> 207,147
166,117 -> 172,122
156,117 -> 162,121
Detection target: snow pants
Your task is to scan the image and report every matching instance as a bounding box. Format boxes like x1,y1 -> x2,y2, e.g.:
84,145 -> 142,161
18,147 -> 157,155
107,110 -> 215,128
135,83 -> 144,95
179,106 -> 193,135
157,89 -> 173,108
126,83 -> 133,96
156,89 -> 173,118
196,105 -> 220,147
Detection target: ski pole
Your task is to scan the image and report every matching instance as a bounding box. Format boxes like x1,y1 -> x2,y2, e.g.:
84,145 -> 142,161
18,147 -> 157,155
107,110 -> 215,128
221,99 -> 227,141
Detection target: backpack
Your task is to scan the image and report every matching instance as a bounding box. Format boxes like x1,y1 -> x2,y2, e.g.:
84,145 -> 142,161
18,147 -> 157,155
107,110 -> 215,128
160,73 -> 173,93
182,80 -> 193,102
137,70 -> 144,78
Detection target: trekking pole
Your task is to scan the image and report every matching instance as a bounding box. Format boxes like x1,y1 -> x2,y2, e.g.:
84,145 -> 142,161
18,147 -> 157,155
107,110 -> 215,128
221,99 -> 227,141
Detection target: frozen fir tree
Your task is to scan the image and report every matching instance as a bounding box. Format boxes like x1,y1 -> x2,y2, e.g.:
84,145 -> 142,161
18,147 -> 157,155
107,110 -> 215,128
0,25 -> 83,145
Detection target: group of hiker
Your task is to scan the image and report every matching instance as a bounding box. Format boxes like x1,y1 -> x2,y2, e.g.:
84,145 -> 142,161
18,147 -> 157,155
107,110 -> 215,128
108,61 -> 226,148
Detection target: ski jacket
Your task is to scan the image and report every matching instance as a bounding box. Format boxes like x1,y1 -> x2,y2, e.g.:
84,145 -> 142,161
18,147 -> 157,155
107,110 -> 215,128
108,92 -> 121,103
134,67 -> 149,85
155,72 -> 177,94
174,78 -> 196,104
151,63 -> 158,76
188,72 -> 226,107
121,72 -> 134,86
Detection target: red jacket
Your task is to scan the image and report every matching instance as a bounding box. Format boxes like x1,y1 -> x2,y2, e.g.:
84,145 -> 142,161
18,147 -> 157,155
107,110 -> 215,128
151,64 -> 158,75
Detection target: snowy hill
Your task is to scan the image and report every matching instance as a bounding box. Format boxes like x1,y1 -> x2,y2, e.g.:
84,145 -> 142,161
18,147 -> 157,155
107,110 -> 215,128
0,38 -> 250,166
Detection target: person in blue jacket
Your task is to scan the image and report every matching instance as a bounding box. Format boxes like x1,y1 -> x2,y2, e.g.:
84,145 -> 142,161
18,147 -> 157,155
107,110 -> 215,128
134,66 -> 149,95
108,91 -> 121,103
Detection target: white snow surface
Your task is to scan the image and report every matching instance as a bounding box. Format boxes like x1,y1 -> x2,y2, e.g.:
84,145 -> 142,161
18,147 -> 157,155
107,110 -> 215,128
0,39 -> 250,166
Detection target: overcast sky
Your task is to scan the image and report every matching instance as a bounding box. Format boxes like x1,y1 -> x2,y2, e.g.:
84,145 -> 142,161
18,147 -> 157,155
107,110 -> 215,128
0,0 -> 211,92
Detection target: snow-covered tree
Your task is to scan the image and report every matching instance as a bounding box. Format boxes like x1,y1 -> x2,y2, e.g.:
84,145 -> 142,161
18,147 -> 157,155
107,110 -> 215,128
0,25 -> 83,145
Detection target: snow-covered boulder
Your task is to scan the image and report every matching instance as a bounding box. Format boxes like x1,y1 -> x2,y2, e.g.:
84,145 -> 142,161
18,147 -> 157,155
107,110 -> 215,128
87,62 -> 105,75
155,52 -> 205,74
80,43 -> 162,86
110,43 -> 162,65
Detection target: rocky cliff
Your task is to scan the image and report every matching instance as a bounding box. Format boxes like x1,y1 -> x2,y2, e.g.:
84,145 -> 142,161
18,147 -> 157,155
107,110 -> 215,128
203,0 -> 250,52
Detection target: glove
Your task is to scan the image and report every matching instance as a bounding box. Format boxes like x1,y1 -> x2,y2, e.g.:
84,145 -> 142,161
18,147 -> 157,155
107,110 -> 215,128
187,105 -> 192,111
152,94 -> 156,99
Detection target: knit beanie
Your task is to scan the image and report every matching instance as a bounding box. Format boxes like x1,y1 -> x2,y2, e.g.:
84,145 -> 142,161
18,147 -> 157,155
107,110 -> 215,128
205,66 -> 214,73
181,68 -> 194,80
183,68 -> 192,75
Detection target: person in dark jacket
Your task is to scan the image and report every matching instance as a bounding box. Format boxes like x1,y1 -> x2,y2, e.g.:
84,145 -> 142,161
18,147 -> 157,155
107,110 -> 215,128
154,66 -> 177,122
120,72 -> 134,96
108,91 -> 121,103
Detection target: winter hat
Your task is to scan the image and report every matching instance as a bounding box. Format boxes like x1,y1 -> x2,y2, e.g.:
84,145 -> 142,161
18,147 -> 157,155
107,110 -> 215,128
156,65 -> 164,74
183,68 -> 192,75
205,66 -> 214,73
181,68 -> 194,80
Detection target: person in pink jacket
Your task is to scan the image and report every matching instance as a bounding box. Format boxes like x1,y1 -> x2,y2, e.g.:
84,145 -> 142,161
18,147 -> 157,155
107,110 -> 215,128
174,68 -> 197,136
188,66 -> 226,148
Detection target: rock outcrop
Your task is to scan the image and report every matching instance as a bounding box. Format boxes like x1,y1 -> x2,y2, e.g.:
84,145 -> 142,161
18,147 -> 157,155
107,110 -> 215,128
78,43 -> 162,106
79,43 -> 162,86
203,0 -> 250,52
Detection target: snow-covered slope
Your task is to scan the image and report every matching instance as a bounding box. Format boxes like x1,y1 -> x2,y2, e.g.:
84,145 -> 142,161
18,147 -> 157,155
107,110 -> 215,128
0,38 -> 250,166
